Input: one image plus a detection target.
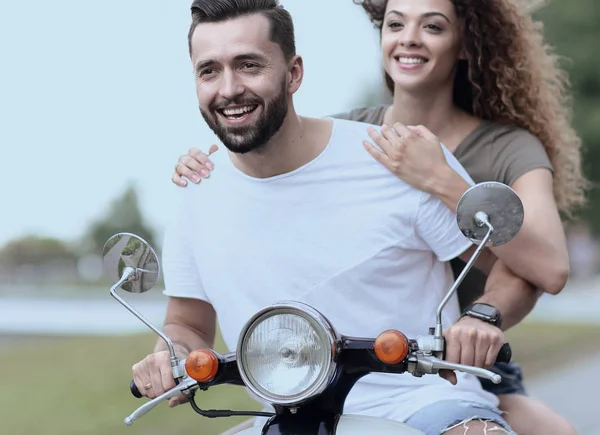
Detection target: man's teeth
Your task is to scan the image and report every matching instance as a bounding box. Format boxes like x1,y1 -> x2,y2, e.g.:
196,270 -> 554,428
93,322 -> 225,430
222,105 -> 256,116
398,57 -> 426,64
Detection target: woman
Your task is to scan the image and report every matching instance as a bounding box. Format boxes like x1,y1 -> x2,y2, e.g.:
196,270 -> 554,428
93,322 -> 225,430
171,0 -> 586,433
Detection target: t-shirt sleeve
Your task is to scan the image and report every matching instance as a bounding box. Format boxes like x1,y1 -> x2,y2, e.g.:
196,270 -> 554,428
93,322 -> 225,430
414,191 -> 473,262
330,110 -> 353,120
492,128 -> 553,186
440,143 -> 475,186
329,106 -> 387,125
161,190 -> 211,302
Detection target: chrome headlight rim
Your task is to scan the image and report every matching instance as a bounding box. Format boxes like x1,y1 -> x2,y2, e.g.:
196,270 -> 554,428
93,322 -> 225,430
236,301 -> 339,406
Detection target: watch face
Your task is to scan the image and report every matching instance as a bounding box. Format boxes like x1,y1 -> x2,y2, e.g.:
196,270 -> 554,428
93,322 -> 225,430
474,304 -> 497,317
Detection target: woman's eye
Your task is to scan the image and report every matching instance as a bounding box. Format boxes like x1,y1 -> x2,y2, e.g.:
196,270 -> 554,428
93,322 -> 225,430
425,24 -> 443,31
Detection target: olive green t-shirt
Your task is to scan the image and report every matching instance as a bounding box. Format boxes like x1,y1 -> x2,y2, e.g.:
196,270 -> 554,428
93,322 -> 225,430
332,105 -> 553,309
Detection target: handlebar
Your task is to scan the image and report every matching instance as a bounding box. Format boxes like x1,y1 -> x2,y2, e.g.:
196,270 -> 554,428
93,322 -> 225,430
495,343 -> 512,364
441,341 -> 512,365
129,342 -> 511,400
124,377 -> 199,425
409,336 -> 513,383
123,338 -> 512,427
130,357 -> 188,399
130,380 -> 142,398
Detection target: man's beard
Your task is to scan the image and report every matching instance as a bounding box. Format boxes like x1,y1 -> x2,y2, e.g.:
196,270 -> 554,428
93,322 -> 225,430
200,78 -> 288,154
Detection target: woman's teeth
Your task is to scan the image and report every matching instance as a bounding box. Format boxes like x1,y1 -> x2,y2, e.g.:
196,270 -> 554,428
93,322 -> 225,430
398,57 -> 427,64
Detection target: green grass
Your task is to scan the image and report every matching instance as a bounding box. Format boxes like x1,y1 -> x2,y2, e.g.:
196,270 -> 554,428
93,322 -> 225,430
1,322 -> 598,435
506,321 -> 600,375
0,333 -> 258,435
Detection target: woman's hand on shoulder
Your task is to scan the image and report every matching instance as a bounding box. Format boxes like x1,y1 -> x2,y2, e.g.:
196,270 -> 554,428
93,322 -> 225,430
364,123 -> 449,193
172,145 -> 219,187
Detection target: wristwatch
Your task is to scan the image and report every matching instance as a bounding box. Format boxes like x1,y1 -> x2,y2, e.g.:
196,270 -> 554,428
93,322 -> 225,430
462,303 -> 502,329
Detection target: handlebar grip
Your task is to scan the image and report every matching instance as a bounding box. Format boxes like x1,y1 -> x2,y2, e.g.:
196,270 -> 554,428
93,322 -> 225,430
130,379 -> 143,399
495,343 -> 512,364
441,338 -> 512,364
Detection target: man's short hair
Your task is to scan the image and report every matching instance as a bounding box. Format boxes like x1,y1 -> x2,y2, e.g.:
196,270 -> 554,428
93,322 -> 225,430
188,0 -> 296,60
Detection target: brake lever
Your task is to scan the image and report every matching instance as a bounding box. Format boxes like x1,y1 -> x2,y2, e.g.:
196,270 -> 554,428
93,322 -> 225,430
124,377 -> 199,426
411,355 -> 501,384
172,358 -> 187,379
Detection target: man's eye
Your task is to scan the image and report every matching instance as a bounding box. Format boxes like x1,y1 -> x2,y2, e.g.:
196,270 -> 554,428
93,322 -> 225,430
243,63 -> 257,69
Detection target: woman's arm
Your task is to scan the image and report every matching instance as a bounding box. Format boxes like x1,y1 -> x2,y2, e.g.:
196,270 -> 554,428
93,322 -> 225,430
476,260 -> 543,331
493,168 -> 569,294
365,123 -> 570,296
431,165 -> 568,295
172,145 -> 219,186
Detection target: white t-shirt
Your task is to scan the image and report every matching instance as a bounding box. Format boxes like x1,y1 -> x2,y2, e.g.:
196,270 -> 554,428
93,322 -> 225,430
162,118 -> 499,422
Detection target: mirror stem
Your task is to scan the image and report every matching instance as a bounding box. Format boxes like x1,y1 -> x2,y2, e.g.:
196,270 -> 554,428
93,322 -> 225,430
110,267 -> 179,370
433,213 -> 494,349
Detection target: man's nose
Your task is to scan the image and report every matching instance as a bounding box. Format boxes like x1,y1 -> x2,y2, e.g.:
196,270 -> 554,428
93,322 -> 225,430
218,70 -> 245,100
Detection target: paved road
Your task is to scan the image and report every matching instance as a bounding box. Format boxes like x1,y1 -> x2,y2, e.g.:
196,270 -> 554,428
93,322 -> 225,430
527,277 -> 600,324
527,350 -> 600,435
0,295 -> 167,335
2,277 -> 598,334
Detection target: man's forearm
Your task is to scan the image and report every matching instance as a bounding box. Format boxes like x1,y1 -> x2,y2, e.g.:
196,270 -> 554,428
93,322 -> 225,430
459,245 -> 498,278
477,259 -> 542,330
153,323 -> 214,358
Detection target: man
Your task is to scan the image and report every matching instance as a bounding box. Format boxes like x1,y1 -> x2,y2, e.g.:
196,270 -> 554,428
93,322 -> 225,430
133,1 -> 524,433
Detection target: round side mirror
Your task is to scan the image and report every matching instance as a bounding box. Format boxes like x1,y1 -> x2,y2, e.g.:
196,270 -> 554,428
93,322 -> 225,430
456,182 -> 524,247
102,233 -> 160,293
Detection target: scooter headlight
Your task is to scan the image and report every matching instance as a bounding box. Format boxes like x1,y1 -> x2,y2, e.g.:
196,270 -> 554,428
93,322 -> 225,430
236,302 -> 338,406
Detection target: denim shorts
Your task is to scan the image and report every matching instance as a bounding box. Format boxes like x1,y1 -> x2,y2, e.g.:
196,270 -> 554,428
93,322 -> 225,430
479,362 -> 527,396
405,400 -> 515,434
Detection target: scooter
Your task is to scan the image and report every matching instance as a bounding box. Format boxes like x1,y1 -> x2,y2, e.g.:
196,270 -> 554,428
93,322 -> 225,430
101,181 -> 524,434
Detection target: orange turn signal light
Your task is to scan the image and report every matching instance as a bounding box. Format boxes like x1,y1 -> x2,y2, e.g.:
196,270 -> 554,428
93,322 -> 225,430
185,349 -> 219,382
374,330 -> 409,365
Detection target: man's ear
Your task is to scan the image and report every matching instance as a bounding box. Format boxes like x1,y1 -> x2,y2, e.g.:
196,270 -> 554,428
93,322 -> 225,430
287,55 -> 304,95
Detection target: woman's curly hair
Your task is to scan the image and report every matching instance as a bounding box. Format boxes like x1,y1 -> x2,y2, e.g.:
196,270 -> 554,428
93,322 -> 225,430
355,0 -> 588,217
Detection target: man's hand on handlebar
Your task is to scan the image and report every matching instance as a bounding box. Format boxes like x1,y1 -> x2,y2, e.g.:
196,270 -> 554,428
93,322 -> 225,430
441,316 -> 505,385
132,350 -> 188,407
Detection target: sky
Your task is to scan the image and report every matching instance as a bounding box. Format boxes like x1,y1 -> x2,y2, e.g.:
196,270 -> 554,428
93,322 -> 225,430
0,0 -> 383,247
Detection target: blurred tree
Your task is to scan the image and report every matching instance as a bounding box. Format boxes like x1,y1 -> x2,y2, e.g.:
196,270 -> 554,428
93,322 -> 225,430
82,183 -> 157,256
533,0 -> 600,233
352,1 -> 600,233
0,235 -> 76,267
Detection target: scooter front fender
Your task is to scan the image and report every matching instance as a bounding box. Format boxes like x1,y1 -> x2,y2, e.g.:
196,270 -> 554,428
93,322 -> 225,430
237,414 -> 424,435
